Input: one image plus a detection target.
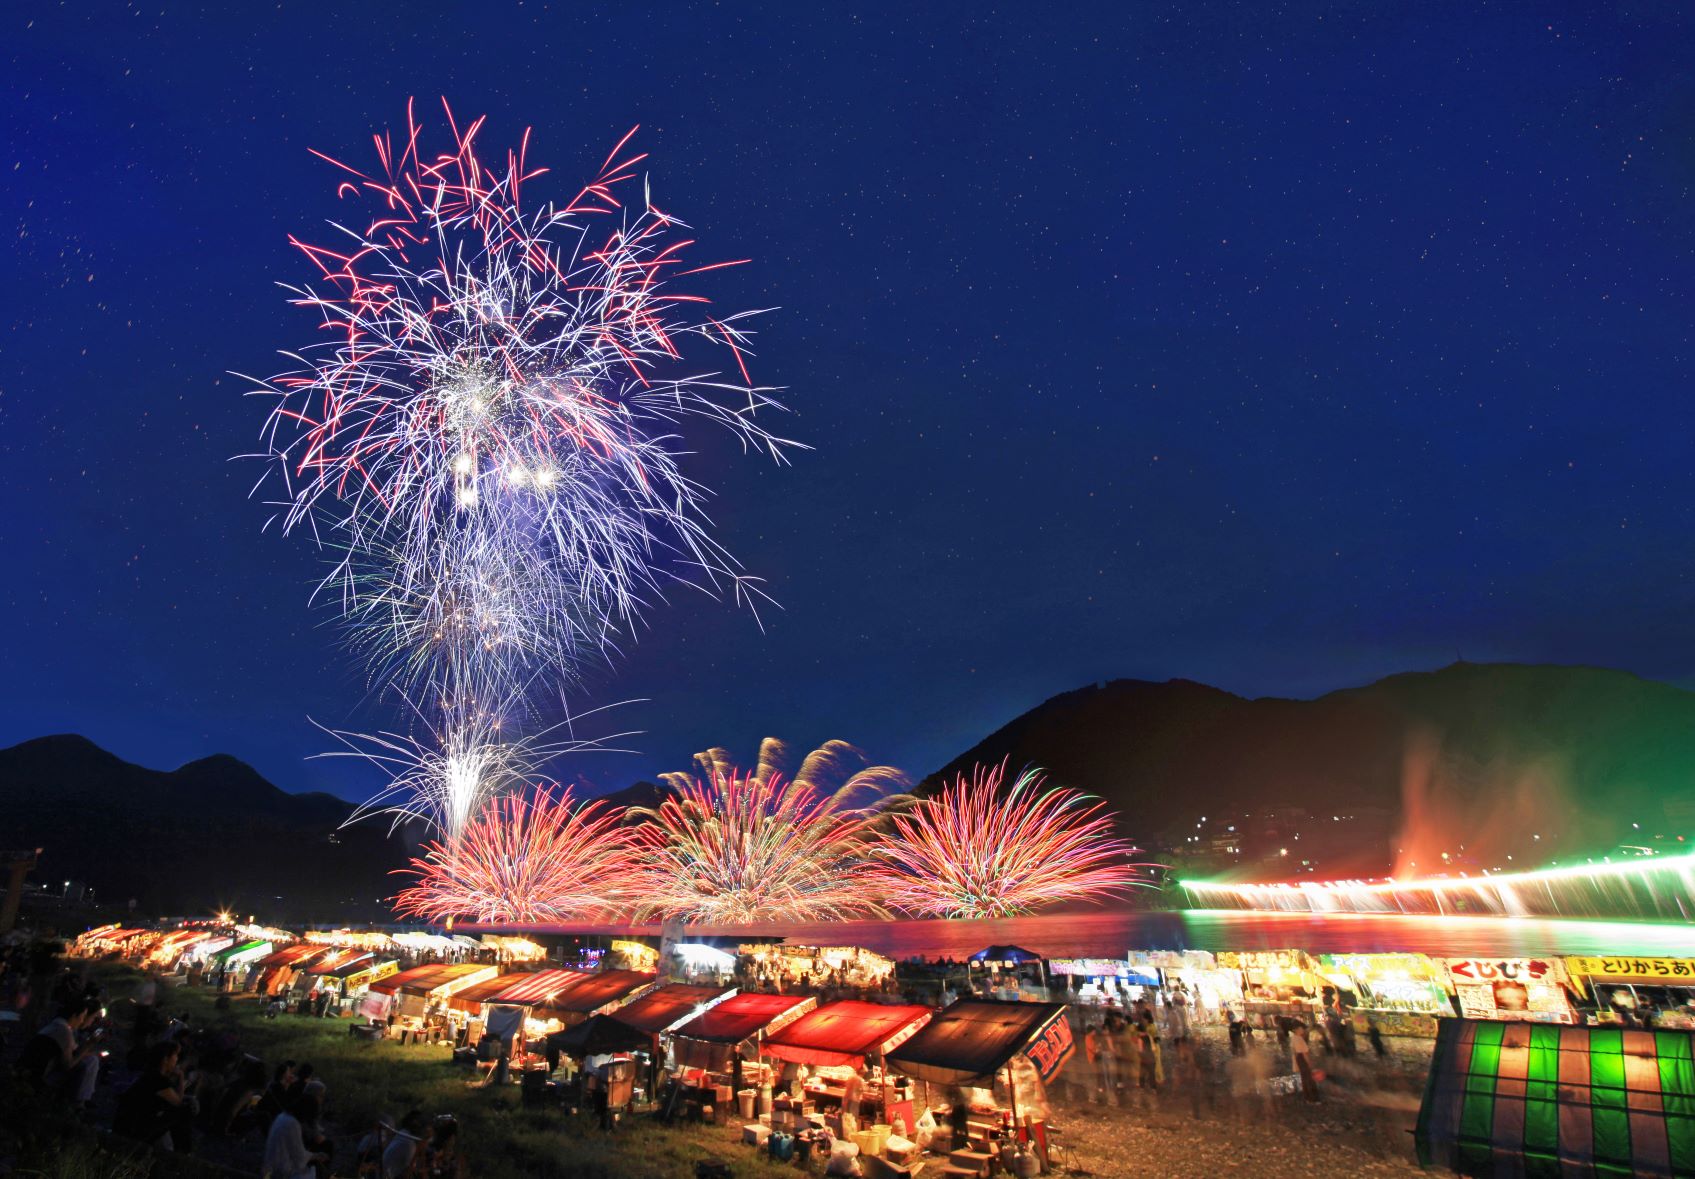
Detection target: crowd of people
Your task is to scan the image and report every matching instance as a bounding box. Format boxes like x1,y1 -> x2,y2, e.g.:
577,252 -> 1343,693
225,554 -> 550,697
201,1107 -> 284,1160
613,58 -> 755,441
2,949 -> 466,1178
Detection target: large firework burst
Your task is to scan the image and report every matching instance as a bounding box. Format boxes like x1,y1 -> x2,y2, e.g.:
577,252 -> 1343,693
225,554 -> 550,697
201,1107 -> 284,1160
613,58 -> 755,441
867,762 -> 1154,919
632,768 -> 892,924
247,100 -> 795,833
393,786 -> 645,923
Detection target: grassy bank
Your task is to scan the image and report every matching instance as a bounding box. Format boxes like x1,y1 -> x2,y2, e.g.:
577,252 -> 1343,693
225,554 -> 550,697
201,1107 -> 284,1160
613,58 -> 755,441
17,963 -> 793,1179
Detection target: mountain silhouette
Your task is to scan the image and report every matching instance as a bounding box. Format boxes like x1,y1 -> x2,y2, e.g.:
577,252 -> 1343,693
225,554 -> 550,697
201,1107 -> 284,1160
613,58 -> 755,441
0,735 -> 411,922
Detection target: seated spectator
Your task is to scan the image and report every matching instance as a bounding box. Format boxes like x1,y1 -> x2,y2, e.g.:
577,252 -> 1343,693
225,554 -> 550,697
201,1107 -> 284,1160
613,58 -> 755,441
16,1000 -> 103,1110
380,1110 -> 427,1178
262,1093 -> 329,1179
254,1060 -> 297,1131
212,1055 -> 268,1137
113,1040 -> 188,1151
420,1115 -> 464,1179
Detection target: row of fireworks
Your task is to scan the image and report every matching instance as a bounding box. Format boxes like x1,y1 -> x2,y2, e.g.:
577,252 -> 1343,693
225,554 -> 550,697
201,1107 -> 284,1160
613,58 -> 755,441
394,759 -> 1157,925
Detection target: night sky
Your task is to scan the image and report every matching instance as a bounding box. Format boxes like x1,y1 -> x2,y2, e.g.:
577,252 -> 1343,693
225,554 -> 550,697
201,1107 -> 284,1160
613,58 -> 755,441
6,3 -> 1695,803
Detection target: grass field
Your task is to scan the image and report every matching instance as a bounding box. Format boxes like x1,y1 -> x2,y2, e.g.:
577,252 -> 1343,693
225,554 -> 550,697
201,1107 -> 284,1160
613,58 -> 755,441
12,962 -> 794,1179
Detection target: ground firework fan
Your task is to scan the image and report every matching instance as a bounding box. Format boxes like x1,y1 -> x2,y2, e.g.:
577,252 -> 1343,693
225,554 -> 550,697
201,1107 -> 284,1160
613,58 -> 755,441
868,762 -> 1153,918
633,769 -> 891,924
393,787 -> 644,923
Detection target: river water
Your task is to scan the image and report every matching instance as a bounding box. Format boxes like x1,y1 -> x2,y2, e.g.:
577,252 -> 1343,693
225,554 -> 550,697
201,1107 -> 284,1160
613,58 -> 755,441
510,909 -> 1695,959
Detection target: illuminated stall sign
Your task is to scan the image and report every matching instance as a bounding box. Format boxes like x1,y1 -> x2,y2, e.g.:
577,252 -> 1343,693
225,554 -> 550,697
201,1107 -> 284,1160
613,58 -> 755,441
1565,957 -> 1695,987
1021,1010 -> 1076,1085
1050,958 -> 1161,987
1442,958 -> 1573,1024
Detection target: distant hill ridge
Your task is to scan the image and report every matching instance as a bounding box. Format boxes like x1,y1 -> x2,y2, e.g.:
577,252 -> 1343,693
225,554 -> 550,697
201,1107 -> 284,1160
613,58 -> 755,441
0,734 -> 407,920
921,661 -> 1695,874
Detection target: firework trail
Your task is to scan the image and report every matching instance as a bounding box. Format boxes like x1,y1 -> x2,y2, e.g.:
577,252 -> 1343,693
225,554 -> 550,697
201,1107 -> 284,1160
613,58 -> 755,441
867,761 -> 1156,919
394,786 -> 647,923
246,100 -> 796,832
661,737 -> 912,812
632,768 -> 892,924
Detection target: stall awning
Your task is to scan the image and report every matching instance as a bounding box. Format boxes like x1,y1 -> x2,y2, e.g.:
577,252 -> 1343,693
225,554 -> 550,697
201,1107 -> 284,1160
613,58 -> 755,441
311,952 -> 375,979
886,999 -> 1075,1087
532,970 -> 655,1016
1416,1019 -> 1695,1175
488,969 -> 591,1006
212,939 -> 269,963
304,950 -> 360,976
761,1001 -> 934,1068
368,962 -> 495,997
256,944 -> 327,970
446,974 -> 518,1013
614,984 -> 736,1035
670,992 -> 816,1045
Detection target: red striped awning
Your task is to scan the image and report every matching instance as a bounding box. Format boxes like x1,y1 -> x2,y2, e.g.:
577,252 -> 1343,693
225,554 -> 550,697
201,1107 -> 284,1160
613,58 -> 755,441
761,1001 -> 934,1068
487,969 -> 591,1006
530,970 -> 655,1015
671,992 -> 816,1045
368,962 -> 493,996
615,984 -> 735,1035
447,974 -> 518,1013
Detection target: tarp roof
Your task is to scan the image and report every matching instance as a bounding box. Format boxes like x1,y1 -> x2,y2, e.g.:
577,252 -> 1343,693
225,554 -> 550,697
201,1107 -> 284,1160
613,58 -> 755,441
368,962 -> 492,996
532,970 -> 654,1015
671,992 -> 816,1045
257,944 -> 329,970
308,952 -> 376,978
447,974 -> 519,1010
761,1001 -> 935,1068
548,1014 -> 653,1057
970,945 -> 1044,964
614,984 -> 736,1035
304,950 -> 361,975
488,969 -> 591,1006
886,999 -> 1074,1086
211,939 -> 269,962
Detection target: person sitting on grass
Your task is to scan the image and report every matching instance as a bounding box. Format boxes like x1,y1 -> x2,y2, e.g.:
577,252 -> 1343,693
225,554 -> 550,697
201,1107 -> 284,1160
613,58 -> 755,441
263,1092 -> 330,1179
419,1115 -> 464,1179
255,1060 -> 296,1131
379,1110 -> 427,1179
16,999 -> 103,1112
113,1040 -> 188,1151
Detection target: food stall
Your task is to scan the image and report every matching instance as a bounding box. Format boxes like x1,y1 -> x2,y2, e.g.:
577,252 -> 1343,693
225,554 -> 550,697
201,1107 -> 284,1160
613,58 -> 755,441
1564,956 -> 1695,1029
760,1001 -> 933,1134
1416,1019 -> 1695,1176
886,999 -> 1074,1167
1217,950 -> 1326,1025
527,970 -> 657,1029
741,944 -> 894,990
615,983 -> 737,1036
669,991 -> 817,1111
481,934 -> 547,964
667,942 -> 739,983
252,944 -> 331,995
482,969 -> 594,1042
1142,950 -> 1245,1026
1320,953 -> 1454,1037
366,962 -> 501,1036
1052,957 -> 1160,1008
1439,958 -> 1576,1025
207,939 -> 273,989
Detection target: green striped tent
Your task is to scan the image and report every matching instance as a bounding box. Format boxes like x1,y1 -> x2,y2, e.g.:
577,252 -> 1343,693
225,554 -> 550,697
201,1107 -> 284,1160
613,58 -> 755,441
1416,1018 -> 1695,1176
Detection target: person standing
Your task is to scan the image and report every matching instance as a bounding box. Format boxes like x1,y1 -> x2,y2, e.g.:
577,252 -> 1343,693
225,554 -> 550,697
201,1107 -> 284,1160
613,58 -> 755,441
1291,1022 -> 1319,1102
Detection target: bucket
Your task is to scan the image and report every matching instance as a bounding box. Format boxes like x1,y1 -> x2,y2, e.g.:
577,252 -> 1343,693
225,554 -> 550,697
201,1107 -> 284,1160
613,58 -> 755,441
738,1089 -> 756,1120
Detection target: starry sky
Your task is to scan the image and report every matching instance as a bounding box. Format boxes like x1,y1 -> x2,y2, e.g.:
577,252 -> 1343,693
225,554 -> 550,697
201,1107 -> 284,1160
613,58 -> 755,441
5,2 -> 1695,803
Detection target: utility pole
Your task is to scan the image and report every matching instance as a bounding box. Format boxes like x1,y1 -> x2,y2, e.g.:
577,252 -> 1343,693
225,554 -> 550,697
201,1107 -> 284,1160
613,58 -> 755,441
0,849 -> 41,934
